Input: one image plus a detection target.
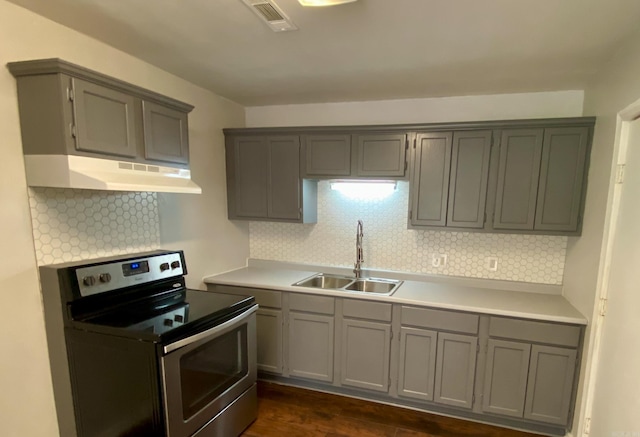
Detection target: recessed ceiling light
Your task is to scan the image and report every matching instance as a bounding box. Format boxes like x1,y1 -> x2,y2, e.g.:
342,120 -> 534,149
298,0 -> 358,6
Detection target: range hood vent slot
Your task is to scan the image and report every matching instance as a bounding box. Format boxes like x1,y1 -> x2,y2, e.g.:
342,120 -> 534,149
242,0 -> 298,32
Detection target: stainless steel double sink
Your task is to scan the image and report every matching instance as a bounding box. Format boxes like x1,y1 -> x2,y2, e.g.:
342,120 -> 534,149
292,273 -> 402,296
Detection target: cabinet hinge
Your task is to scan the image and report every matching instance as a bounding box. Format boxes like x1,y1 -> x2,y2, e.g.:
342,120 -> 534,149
405,138 -> 409,150
413,138 -> 417,149
483,212 -> 487,224
598,297 -> 608,317
70,123 -> 77,139
472,394 -> 476,403
404,160 -> 408,172
67,87 -> 75,101
408,210 -> 413,221
615,164 -> 625,184
390,330 -> 393,340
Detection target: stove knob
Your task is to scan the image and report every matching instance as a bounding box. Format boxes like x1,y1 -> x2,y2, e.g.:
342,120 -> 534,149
160,263 -> 170,272
163,318 -> 174,327
99,273 -> 112,283
82,276 -> 96,286
170,261 -> 181,270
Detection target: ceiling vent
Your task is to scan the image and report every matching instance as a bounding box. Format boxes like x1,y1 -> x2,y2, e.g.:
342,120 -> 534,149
242,0 -> 298,32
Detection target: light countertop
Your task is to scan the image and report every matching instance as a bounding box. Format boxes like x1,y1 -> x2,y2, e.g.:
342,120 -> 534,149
203,265 -> 587,325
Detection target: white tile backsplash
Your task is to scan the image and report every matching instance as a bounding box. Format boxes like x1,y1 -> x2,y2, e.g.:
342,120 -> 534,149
250,181 -> 567,284
28,188 -> 160,265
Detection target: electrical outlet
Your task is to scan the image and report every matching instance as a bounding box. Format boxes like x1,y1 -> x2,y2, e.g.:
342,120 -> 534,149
486,257 -> 499,271
432,254 -> 447,268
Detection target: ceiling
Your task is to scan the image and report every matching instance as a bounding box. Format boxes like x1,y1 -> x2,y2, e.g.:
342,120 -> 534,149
7,0 -> 640,106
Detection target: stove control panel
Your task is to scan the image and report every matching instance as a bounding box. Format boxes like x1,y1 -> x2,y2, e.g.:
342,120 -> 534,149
75,252 -> 185,297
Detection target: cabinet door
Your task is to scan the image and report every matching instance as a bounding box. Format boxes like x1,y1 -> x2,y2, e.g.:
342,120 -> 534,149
493,129 -> 544,230
524,345 -> 577,425
142,101 -> 189,164
535,127 -> 589,232
410,132 -> 453,227
268,136 -> 301,220
482,339 -> 531,418
447,130 -> 492,228
398,327 -> 437,401
302,134 -> 351,176
232,136 -> 269,218
434,332 -> 477,409
72,78 -> 137,158
341,319 -> 391,393
288,312 -> 334,382
354,133 -> 407,177
256,308 -> 283,375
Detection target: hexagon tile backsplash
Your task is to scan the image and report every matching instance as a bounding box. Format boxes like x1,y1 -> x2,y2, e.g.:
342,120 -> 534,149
29,188 -> 160,265
250,181 -> 568,285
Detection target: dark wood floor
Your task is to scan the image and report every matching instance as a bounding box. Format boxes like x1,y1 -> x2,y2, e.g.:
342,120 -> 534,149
241,382 -> 542,437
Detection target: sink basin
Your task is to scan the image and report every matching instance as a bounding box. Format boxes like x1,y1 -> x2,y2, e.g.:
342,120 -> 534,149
293,274 -> 353,289
293,273 -> 402,296
345,278 -> 400,294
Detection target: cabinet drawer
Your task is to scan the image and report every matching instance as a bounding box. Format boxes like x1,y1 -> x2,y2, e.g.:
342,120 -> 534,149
343,299 -> 392,322
211,285 -> 282,308
489,317 -> 581,348
401,306 -> 479,334
290,293 -> 335,315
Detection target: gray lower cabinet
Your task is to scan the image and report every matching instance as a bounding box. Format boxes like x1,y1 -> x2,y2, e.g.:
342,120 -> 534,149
256,308 -> 284,375
341,318 -> 391,393
434,332 -> 478,409
524,345 -> 577,425
226,135 -> 317,222
288,312 -> 334,382
493,126 -> 589,234
410,130 -> 492,229
398,327 -> 437,401
482,339 -> 531,418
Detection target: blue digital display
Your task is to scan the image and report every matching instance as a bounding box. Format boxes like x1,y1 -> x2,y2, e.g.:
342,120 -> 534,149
131,263 -> 140,269
122,260 -> 149,276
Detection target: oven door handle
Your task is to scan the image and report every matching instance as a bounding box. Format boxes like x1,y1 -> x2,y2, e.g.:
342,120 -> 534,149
163,303 -> 258,354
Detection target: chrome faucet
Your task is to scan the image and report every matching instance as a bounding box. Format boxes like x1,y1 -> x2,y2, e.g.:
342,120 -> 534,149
354,220 -> 364,278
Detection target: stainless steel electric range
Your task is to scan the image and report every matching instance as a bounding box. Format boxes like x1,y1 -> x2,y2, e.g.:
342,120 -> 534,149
39,250 -> 258,437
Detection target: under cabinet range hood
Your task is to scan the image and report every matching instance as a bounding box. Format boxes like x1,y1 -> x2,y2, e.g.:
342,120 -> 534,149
24,155 -> 202,194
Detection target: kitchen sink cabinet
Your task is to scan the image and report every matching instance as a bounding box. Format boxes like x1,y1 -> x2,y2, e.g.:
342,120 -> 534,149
8,58 -> 193,167
397,327 -> 438,401
302,132 -> 408,178
409,130 -> 492,229
225,135 -> 317,223
492,126 -> 590,234
287,294 -> 335,383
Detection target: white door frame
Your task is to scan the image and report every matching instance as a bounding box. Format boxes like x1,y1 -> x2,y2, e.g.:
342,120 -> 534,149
575,98 -> 640,437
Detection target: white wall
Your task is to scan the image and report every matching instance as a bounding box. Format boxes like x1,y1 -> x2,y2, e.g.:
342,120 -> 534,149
567,26 -> 640,437
0,1 -> 247,435
246,90 -> 584,127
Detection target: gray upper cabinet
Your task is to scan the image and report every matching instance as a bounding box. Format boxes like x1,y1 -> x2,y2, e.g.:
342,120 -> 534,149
302,132 -> 408,178
493,126 -> 590,234
410,132 -> 452,227
410,130 -> 491,229
482,339 -> 531,418
354,133 -> 407,177
302,134 -> 352,177
226,135 -> 317,223
434,332 -> 478,409
493,129 -> 544,230
535,127 -> 589,232
8,58 -> 193,167
142,100 -> 189,164
72,78 -> 137,158
447,130 -> 492,228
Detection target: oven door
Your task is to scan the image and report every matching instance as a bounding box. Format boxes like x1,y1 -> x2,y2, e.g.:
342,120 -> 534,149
161,304 -> 257,437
